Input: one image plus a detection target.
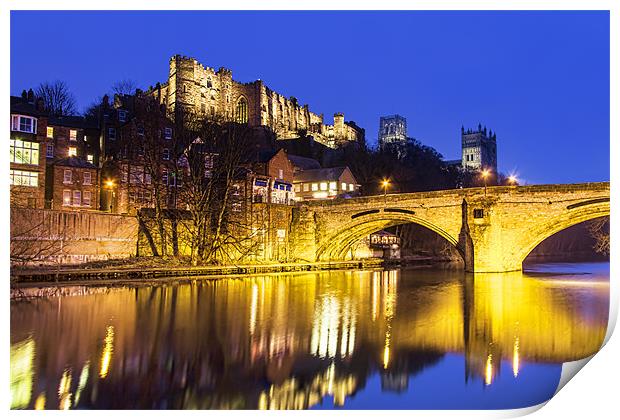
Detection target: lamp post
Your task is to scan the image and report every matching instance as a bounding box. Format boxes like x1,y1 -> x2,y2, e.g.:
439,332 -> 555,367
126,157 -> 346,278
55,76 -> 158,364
481,169 -> 490,196
381,179 -> 390,206
105,179 -> 115,212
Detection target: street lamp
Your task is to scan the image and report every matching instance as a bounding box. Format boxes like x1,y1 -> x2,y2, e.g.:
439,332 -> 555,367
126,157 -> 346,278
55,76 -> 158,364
104,179 -> 115,212
481,169 -> 490,196
381,179 -> 390,205
507,175 -> 518,186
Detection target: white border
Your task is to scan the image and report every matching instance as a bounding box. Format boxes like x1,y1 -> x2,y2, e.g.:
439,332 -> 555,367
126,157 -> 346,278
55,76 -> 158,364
1,2 -> 617,419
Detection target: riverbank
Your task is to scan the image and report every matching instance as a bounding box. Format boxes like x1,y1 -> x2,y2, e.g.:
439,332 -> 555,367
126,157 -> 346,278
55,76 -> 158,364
10,259 -> 386,291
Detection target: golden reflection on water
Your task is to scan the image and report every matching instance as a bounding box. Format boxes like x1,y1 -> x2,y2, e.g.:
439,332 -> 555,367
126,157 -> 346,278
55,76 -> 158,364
10,266 -> 609,409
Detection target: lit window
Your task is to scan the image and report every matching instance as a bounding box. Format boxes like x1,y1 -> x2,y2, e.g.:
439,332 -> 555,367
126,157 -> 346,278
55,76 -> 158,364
83,172 -> 92,185
320,182 -> 327,191
63,190 -> 71,205
46,144 -> 54,158
294,184 -> 300,193
63,170 -> 72,184
47,126 -> 54,138
303,183 -> 310,192
68,147 -> 77,157
10,140 -> 39,165
87,154 -> 94,164
349,184 -> 354,191
164,127 -> 172,139
69,130 -> 77,141
311,183 -> 318,192
341,182 -> 346,190
83,191 -> 92,207
235,97 -> 248,124
329,182 -> 337,191
108,127 -> 116,140
10,170 -> 38,187
72,190 -> 81,206
278,169 -> 283,179
11,115 -> 37,134
162,148 -> 170,160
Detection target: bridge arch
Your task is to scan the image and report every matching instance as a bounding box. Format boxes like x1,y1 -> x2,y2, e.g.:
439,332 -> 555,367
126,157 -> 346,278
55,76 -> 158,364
316,212 -> 462,262
513,199 -> 610,266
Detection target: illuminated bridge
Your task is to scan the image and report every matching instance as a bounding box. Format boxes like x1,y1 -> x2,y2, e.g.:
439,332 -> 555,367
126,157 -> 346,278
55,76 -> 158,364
290,182 -> 610,272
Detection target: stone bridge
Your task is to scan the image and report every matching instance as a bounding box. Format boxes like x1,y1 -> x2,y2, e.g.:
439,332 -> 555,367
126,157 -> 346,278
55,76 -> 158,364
290,182 -> 610,272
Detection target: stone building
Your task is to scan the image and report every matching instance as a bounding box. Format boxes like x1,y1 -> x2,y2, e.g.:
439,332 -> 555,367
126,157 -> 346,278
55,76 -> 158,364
461,124 -> 497,174
10,91 -> 49,209
378,114 -> 408,148
147,55 -> 365,149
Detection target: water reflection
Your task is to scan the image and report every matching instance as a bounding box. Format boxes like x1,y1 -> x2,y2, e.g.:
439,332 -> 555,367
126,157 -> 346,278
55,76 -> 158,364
10,264 -> 609,409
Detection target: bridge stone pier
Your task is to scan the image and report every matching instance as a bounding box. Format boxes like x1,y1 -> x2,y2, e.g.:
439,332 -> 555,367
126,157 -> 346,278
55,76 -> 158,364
289,182 -> 609,273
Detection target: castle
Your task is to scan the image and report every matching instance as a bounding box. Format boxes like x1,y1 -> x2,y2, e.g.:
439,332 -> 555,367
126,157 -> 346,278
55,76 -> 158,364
378,114 -> 408,148
147,55 -> 365,149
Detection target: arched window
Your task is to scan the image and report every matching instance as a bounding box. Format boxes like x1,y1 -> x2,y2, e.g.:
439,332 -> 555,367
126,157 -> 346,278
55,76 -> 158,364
235,97 -> 248,124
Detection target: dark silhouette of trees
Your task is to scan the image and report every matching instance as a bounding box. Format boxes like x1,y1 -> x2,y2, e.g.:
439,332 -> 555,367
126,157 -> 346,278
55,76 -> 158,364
35,80 -> 77,116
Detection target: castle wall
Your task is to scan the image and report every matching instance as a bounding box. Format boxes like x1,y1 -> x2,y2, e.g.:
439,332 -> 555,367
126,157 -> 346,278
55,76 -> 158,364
155,55 -> 363,148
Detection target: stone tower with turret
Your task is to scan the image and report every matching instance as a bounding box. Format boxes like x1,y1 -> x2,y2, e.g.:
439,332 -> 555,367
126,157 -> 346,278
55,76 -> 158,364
378,115 -> 408,148
461,123 -> 497,173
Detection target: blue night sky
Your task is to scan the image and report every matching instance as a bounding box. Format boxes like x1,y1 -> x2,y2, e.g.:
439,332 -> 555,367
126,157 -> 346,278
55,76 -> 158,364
10,11 -> 609,185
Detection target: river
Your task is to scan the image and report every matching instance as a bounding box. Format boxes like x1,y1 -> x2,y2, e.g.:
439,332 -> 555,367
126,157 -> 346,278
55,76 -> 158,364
9,262 -> 609,410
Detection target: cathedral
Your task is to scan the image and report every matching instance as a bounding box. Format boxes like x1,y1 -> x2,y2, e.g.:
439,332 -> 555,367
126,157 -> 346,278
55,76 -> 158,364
148,55 -> 365,149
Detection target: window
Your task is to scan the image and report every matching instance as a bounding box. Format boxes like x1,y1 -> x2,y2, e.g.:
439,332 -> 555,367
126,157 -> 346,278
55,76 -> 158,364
329,182 -> 337,191
349,184 -> 354,192
68,147 -> 77,157
311,183 -> 318,192
108,127 -> 116,140
278,169 -> 283,179
118,110 -> 127,122
235,97 -> 248,124
319,182 -> 327,191
72,190 -> 81,206
69,130 -> 77,141
162,170 -> 168,185
83,172 -> 92,185
47,126 -> 54,138
10,140 -> 39,165
46,144 -> 54,158
303,183 -> 310,192
63,170 -> 72,184
11,115 -> 37,134
164,128 -> 172,139
87,154 -> 94,164
145,173 -> 152,184
63,190 -> 71,206
341,182 -> 347,191
83,191 -> 92,207
162,148 -> 170,160
10,170 -> 38,187
294,184 -> 300,193
473,209 -> 484,219
137,126 -> 144,136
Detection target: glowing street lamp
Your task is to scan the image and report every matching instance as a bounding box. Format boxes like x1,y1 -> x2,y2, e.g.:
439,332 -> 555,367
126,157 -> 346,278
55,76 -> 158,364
481,169 -> 490,196
507,175 -> 518,186
104,179 -> 116,212
381,179 -> 390,205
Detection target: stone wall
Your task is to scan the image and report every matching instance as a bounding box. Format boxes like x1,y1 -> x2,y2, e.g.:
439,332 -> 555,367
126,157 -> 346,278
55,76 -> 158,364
10,208 -> 138,266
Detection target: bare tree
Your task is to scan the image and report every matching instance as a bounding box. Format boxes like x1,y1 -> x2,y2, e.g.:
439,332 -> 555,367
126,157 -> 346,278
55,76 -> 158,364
35,80 -> 77,116
112,79 -> 138,96
588,216 -> 610,256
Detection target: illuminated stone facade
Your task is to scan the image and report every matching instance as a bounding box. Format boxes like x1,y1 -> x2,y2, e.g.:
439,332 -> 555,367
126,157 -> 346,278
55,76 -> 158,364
149,55 -> 365,149
378,114 -> 408,148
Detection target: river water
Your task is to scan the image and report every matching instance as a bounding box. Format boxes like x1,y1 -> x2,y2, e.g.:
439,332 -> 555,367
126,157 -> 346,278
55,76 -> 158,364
10,262 -> 609,410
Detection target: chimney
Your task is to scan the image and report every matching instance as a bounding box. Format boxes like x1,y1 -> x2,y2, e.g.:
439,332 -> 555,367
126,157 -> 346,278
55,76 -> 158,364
27,89 -> 35,103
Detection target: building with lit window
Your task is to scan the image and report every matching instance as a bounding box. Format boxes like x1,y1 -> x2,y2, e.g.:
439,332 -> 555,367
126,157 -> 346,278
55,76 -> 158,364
293,167 -> 359,201
47,157 -> 99,211
10,91 -> 48,208
146,55 -> 365,149
378,115 -> 408,149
